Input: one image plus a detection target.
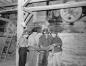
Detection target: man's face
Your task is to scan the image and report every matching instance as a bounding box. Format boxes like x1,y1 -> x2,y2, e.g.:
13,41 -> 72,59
43,29 -> 49,34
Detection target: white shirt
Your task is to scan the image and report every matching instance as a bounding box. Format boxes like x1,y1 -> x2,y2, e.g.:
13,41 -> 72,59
28,32 -> 38,46
18,35 -> 28,47
35,33 -> 42,46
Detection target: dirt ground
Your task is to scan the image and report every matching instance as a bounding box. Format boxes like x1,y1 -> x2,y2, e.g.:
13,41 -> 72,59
0,55 -> 16,66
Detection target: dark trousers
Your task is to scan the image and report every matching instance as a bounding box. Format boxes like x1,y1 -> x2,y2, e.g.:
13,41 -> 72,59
18,47 -> 28,66
38,51 -> 49,66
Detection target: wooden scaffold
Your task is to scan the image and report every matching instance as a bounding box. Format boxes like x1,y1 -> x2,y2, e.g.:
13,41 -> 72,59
17,0 -> 86,66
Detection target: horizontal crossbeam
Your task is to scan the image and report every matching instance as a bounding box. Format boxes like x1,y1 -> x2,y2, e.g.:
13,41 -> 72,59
23,1 -> 86,12
0,8 -> 17,13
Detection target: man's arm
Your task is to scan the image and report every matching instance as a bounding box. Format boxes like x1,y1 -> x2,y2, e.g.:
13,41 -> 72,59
52,36 -> 62,48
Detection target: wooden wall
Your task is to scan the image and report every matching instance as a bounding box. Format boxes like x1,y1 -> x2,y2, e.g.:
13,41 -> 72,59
59,33 -> 86,66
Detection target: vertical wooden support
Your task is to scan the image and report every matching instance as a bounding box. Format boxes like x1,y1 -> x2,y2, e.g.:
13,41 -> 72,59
16,0 -> 24,66
17,0 -> 24,39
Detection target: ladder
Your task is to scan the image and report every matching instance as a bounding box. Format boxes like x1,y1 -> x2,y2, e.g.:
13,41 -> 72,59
0,36 -> 13,61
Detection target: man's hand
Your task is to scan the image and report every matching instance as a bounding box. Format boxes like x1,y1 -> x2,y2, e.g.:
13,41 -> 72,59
48,44 -> 55,51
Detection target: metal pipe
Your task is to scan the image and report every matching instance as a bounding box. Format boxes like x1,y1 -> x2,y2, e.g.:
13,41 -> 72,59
23,0 -> 47,7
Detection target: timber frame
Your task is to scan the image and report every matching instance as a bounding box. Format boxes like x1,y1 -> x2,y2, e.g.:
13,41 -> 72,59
0,3 -> 17,13
18,0 -> 86,39
17,0 -> 86,66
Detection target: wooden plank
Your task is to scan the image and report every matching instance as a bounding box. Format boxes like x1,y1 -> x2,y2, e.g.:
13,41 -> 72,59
30,0 -> 47,3
24,12 -> 30,21
23,0 -> 47,6
23,1 -> 86,12
4,0 -> 11,3
24,11 -> 33,21
25,13 -> 33,25
0,3 -> 17,7
0,0 -> 8,4
0,17 -> 13,23
0,8 -> 17,13
23,0 -> 31,7
23,0 -> 62,7
0,1 -> 8,4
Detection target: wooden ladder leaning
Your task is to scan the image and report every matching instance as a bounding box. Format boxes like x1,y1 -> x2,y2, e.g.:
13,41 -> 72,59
0,36 -> 13,61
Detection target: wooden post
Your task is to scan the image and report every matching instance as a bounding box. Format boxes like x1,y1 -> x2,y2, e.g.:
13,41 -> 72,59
16,0 -> 24,66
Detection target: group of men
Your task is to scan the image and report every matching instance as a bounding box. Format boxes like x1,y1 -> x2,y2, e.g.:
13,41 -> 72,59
18,26 -> 63,66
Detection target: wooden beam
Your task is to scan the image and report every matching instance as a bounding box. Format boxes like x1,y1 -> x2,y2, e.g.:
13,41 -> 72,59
0,0 -> 8,4
0,1 -> 8,4
23,1 -> 86,12
0,8 -> 17,13
23,0 -> 47,6
4,0 -> 10,3
23,0 -> 31,7
0,3 -> 17,7
24,13 -> 30,21
25,14 -> 33,25
0,17 -> 13,23
30,0 -> 47,3
24,12 -> 33,21
4,0 -> 12,3
23,0 -> 59,7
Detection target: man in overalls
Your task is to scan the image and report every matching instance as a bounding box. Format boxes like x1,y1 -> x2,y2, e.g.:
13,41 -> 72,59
38,28 -> 54,66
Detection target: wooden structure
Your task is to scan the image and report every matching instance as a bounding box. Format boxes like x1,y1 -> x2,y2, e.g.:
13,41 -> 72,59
18,0 -> 86,38
0,0 -> 17,13
0,17 -> 16,61
17,0 -> 86,66
0,0 -> 17,62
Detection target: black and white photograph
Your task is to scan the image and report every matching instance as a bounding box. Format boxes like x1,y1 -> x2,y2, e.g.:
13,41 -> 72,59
0,0 -> 86,66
